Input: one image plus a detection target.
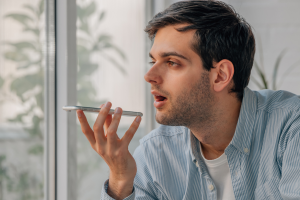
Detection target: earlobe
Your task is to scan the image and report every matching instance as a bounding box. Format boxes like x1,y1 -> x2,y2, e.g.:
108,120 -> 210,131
213,60 -> 234,92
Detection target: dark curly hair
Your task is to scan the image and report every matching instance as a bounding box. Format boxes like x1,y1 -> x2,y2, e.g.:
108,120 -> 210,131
145,0 -> 256,101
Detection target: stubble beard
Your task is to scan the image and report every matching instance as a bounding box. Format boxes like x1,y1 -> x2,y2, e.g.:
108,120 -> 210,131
155,72 -> 215,128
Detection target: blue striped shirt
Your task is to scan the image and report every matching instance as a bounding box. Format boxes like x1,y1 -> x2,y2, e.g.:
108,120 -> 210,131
101,87 -> 300,200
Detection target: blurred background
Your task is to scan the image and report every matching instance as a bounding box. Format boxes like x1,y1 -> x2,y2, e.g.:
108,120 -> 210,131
0,0 -> 299,199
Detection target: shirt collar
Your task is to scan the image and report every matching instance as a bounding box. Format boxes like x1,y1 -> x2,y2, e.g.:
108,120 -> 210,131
189,128 -> 197,163
189,129 -> 208,175
227,87 -> 257,155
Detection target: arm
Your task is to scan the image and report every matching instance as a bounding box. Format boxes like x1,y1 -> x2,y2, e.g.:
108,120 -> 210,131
279,110 -> 300,200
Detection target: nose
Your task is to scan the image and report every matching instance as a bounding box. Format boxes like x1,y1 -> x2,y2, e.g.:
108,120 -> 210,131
144,63 -> 163,84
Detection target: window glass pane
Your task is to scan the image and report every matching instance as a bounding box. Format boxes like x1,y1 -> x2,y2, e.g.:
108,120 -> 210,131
76,0 -> 146,199
0,0 -> 46,199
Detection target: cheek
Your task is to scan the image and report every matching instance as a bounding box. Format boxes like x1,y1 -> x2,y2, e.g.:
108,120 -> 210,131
165,75 -> 196,99
163,65 -> 203,98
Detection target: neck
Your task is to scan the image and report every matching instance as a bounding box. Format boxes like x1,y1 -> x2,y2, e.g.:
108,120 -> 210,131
189,95 -> 241,160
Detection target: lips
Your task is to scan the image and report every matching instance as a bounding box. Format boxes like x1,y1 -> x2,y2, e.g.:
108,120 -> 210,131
151,91 -> 168,108
154,94 -> 167,101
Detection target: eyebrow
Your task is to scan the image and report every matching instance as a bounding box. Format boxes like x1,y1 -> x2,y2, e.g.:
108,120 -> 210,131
149,52 -> 191,63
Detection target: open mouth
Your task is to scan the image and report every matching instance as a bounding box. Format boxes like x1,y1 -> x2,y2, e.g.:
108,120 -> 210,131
154,95 -> 167,102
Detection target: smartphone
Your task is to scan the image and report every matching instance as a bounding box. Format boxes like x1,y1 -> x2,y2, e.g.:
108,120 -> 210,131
62,106 -> 143,117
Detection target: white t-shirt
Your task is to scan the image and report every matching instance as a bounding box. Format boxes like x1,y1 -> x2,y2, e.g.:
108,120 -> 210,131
199,143 -> 236,200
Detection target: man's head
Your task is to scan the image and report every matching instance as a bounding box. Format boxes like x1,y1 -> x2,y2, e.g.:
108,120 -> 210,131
144,0 -> 255,127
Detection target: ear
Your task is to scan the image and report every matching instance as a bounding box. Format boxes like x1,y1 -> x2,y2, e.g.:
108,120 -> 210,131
211,59 -> 234,92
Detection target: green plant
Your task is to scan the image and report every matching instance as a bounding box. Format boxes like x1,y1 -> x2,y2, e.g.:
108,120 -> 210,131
76,1 -> 127,195
2,1 -> 45,199
251,49 -> 299,90
77,0 -> 127,107
2,0 -> 127,198
4,0 -> 45,147
0,155 -> 9,200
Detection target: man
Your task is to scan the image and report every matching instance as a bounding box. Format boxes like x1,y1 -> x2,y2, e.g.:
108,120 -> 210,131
77,1 -> 300,199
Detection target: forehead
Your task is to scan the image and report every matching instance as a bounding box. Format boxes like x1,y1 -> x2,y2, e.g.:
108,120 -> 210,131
150,24 -> 197,57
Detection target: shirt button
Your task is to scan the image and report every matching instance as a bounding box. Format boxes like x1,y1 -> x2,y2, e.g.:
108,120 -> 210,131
196,161 -> 199,168
244,148 -> 249,153
208,184 -> 214,191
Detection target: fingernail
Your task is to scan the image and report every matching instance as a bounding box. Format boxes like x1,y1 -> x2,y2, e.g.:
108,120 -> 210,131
135,116 -> 141,123
78,111 -> 82,117
100,104 -> 104,108
115,107 -> 121,114
105,102 -> 111,108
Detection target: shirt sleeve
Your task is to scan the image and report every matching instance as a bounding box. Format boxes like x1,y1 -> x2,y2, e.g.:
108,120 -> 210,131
100,179 -> 135,200
100,145 -> 160,200
279,109 -> 300,200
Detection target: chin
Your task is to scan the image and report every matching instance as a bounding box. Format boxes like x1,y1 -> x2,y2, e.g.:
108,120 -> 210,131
155,111 -> 174,126
155,112 -> 167,125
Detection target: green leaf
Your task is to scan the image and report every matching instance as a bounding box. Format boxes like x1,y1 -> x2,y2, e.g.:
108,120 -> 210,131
25,115 -> 43,138
99,11 -> 106,21
78,23 -> 90,35
8,112 -> 27,123
23,5 -> 36,15
85,2 -> 96,16
272,49 -> 286,90
10,73 -> 43,100
35,91 -> 44,110
96,34 -> 112,44
277,61 -> 300,87
5,13 -> 33,26
100,53 -> 127,75
8,105 -> 35,123
4,51 -> 29,62
28,144 -> 43,155
77,37 -> 91,46
23,27 -> 40,36
6,41 -> 37,51
18,59 -> 41,69
96,40 -> 126,61
107,43 -> 127,61
77,2 -> 96,22
253,60 -> 268,89
38,0 -> 45,16
250,76 -> 264,89
0,76 -> 4,88
78,63 -> 98,77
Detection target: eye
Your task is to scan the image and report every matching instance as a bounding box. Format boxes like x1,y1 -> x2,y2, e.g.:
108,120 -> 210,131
167,61 -> 179,67
149,61 -> 155,65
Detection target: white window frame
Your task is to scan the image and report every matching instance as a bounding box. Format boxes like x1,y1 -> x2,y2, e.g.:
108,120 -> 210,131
55,0 -> 77,199
44,0 -> 56,200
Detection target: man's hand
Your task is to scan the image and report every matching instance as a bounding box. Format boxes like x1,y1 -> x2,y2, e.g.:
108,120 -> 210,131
77,102 -> 142,199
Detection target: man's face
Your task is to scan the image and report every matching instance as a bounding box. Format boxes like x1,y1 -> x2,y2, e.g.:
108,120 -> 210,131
144,24 -> 215,127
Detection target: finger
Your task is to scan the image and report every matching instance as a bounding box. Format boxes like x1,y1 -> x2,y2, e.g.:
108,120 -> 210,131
100,104 -> 112,135
77,110 -> 96,145
122,116 -> 142,146
106,107 -> 122,144
104,114 -> 112,136
93,102 -> 112,143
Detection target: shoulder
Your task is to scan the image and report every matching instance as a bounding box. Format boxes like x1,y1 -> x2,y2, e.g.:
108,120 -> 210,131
133,125 -> 189,164
255,89 -> 300,113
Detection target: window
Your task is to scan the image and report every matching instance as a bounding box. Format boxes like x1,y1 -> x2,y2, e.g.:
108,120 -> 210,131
0,0 -> 55,199
75,1 -> 146,199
